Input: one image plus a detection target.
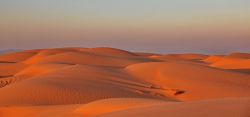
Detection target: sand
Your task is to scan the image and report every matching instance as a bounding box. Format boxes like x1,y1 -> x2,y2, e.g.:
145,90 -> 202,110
0,47 -> 249,117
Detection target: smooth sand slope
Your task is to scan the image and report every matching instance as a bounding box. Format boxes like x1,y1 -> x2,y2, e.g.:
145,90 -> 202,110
203,53 -> 250,74
0,47 -> 249,117
96,98 -> 250,117
125,61 -> 250,100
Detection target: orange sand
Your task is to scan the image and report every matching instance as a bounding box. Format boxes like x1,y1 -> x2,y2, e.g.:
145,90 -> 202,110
0,47 -> 249,117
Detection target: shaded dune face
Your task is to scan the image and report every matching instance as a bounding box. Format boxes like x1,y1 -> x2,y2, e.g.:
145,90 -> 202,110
0,47 -> 249,117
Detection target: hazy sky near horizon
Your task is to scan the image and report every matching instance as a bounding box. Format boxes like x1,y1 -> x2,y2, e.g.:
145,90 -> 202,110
0,0 -> 250,54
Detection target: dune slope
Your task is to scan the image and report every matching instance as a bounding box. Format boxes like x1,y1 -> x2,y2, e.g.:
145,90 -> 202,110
0,47 -> 249,117
125,62 -> 250,101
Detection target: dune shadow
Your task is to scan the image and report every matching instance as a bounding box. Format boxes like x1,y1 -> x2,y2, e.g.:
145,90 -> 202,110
229,69 -> 250,74
0,75 -> 14,78
0,61 -> 16,63
174,90 -> 186,96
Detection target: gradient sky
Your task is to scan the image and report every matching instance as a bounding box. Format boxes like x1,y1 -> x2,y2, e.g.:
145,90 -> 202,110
0,0 -> 250,54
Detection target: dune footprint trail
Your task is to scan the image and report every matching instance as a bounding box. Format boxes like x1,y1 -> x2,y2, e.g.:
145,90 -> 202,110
0,47 -> 250,117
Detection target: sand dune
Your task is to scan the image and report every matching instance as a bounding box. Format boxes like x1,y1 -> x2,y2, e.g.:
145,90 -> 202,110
150,53 -> 208,61
96,98 -> 250,117
23,48 -> 154,67
0,98 -> 168,117
0,63 -> 26,77
0,51 -> 37,63
0,64 -> 173,106
202,55 -> 225,63
0,98 -> 248,117
74,98 -> 167,117
126,62 -> 250,101
84,47 -> 138,57
210,57 -> 250,69
227,53 -> 250,59
14,63 -> 70,79
0,47 -> 249,117
203,53 -> 250,72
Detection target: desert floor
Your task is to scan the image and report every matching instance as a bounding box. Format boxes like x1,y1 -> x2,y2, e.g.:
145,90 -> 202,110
0,47 -> 249,117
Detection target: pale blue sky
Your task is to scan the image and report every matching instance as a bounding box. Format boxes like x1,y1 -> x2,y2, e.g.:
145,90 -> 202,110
0,0 -> 249,54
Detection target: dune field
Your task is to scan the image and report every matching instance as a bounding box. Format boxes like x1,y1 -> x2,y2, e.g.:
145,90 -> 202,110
0,47 -> 249,117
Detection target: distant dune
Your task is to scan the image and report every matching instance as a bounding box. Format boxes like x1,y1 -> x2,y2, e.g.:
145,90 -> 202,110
203,53 -> 250,73
0,47 -> 249,117
0,49 -> 21,55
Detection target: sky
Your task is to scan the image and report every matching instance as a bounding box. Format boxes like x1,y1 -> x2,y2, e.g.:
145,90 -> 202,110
0,0 -> 250,54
